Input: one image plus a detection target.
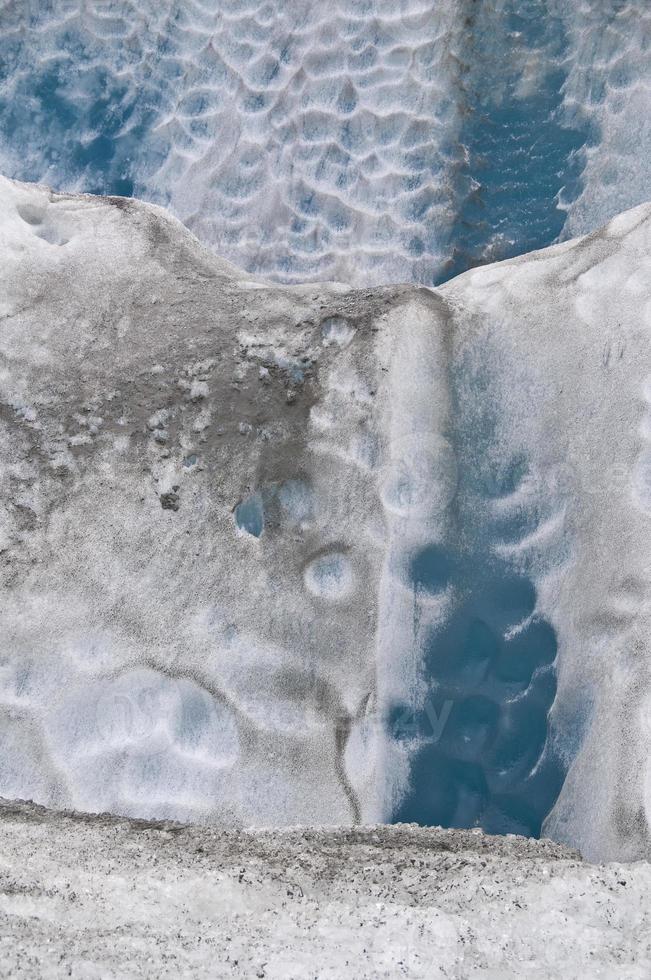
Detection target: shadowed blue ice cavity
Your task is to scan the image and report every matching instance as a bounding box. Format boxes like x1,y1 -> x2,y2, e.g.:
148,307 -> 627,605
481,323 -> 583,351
410,546 -> 456,595
390,353 -> 569,839
234,479 -> 313,537
235,493 -> 264,538
392,551 -> 564,837
391,551 -> 563,835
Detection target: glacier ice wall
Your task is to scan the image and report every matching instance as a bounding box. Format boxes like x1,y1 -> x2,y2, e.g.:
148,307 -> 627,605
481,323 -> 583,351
0,1 -> 649,285
2,175 -> 651,861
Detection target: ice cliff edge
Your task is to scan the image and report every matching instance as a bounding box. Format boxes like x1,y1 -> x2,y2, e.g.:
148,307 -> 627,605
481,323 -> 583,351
2,174 -> 651,862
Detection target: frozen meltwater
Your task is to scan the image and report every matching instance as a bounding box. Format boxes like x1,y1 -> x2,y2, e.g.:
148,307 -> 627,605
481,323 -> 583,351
0,1 -> 649,284
2,176 -> 651,861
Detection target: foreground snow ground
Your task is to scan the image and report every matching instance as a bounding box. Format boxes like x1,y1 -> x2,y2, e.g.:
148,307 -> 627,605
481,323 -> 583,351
0,799 -> 648,979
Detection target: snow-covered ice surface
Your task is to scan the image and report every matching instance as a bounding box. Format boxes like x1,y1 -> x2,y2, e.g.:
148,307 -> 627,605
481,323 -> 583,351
0,1 -> 649,284
2,174 -> 651,862
0,798 -> 650,979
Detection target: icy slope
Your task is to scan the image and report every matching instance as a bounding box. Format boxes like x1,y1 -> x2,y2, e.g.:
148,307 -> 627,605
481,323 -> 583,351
2,799 -> 650,980
0,1 -> 649,284
1,175 -> 651,861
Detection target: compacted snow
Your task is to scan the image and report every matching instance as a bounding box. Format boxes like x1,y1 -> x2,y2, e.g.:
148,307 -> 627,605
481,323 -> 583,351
0,799 -> 649,979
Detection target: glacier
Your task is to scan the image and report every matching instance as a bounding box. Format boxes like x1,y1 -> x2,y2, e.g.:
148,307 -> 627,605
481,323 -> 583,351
0,1 -> 649,285
2,174 -> 651,862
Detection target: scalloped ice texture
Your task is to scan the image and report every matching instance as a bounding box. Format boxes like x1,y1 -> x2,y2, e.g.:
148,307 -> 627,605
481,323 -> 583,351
0,1 -> 649,285
2,175 -> 651,861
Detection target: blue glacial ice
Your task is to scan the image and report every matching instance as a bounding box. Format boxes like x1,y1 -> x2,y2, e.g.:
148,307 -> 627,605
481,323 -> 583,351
0,1 -> 649,285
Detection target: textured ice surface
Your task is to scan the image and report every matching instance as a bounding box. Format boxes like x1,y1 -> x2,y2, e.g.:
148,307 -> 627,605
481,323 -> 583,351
2,175 -> 651,861
0,1 -> 649,284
